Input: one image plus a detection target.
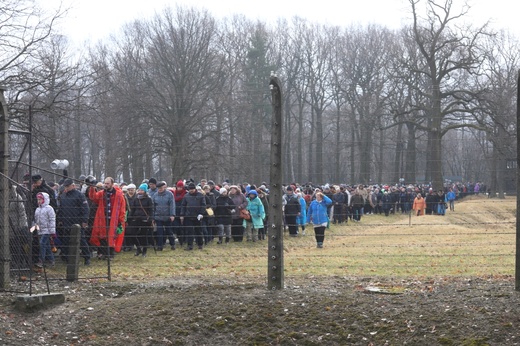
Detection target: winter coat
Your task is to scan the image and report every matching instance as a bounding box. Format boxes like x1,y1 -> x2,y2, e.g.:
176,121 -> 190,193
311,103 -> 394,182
259,193 -> 269,219
284,194 -> 300,216
32,183 -> 58,211
369,192 -> 378,208
152,190 -> 175,221
381,193 -> 393,211
205,192 -> 216,210
245,196 -> 265,229
332,192 -> 346,205
129,194 -> 154,223
356,187 -> 368,204
350,194 -> 364,208
307,195 -> 332,226
425,193 -> 437,210
88,186 -> 126,252
229,191 -> 248,220
446,191 -> 456,202
412,196 -> 426,215
173,182 -> 187,216
215,195 -> 235,225
296,196 -> 307,226
180,191 -> 207,218
34,192 -> 56,235
58,188 -> 89,229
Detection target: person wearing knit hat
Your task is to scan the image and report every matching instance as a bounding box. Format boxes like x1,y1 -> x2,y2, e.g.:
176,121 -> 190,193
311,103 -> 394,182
187,182 -> 197,190
207,180 -> 220,198
148,178 -> 158,198
125,184 -> 137,201
180,180 -> 207,250
128,181 -> 154,257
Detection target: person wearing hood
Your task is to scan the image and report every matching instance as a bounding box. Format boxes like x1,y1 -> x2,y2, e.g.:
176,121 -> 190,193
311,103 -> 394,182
34,192 -> 56,267
88,177 -> 127,259
172,180 -> 186,247
413,193 -> 426,216
257,187 -> 269,240
244,190 -> 265,242
295,190 -> 307,235
31,174 -> 58,212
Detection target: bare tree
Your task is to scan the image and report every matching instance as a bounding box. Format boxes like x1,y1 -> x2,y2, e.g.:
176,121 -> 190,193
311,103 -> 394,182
341,25 -> 394,184
475,30 -> 520,197
403,0 -> 491,189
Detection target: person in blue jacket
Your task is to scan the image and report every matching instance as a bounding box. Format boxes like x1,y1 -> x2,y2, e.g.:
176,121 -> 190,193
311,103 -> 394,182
296,190 -> 307,235
446,187 -> 456,211
245,190 -> 265,242
306,191 -> 332,248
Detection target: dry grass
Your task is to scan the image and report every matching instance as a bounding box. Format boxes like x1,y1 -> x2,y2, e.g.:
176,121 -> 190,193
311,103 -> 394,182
83,195 -> 515,282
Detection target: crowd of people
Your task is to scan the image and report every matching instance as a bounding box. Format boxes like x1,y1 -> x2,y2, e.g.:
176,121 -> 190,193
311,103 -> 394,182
8,172 -> 485,268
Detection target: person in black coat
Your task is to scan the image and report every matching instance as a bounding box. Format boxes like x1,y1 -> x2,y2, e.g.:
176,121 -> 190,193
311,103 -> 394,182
425,189 -> 438,215
214,188 -> 235,244
128,184 -> 154,257
57,178 -> 90,264
284,186 -> 301,236
180,182 -> 207,250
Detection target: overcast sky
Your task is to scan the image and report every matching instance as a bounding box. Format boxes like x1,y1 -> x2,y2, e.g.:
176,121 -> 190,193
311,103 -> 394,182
40,0 -> 518,47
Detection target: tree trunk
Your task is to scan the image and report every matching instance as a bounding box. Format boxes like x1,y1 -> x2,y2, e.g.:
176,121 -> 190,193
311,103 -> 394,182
404,122 -> 417,184
393,122 -> 403,183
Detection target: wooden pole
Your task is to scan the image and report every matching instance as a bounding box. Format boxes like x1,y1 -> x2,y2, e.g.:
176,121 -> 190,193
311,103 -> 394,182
0,87 -> 10,289
512,71 -> 520,291
268,75 -> 284,290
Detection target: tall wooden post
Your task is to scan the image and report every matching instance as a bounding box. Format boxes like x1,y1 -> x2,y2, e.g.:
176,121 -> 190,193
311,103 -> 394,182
0,87 -> 10,289
268,75 -> 284,290
512,71 -> 520,291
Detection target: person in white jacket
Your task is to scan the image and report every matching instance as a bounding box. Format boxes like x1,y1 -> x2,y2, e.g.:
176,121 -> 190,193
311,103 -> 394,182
34,192 -> 56,267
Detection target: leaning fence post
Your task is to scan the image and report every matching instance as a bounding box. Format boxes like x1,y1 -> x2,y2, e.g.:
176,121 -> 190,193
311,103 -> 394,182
67,224 -> 81,282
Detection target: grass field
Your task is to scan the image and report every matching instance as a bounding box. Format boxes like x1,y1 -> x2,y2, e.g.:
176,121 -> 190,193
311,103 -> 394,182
6,195 -> 519,346
91,195 -> 516,282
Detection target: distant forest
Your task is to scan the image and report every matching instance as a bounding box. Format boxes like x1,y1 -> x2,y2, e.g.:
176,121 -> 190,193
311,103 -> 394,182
2,0 -> 517,196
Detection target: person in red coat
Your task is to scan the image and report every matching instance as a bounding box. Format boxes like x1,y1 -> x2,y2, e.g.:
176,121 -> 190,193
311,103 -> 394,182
88,177 -> 126,259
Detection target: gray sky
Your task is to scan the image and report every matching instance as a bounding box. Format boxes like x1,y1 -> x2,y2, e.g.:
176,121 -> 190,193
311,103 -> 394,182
41,0 -> 518,47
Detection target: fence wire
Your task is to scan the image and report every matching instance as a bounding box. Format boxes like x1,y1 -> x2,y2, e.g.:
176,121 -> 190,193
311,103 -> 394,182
0,172 -> 516,293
